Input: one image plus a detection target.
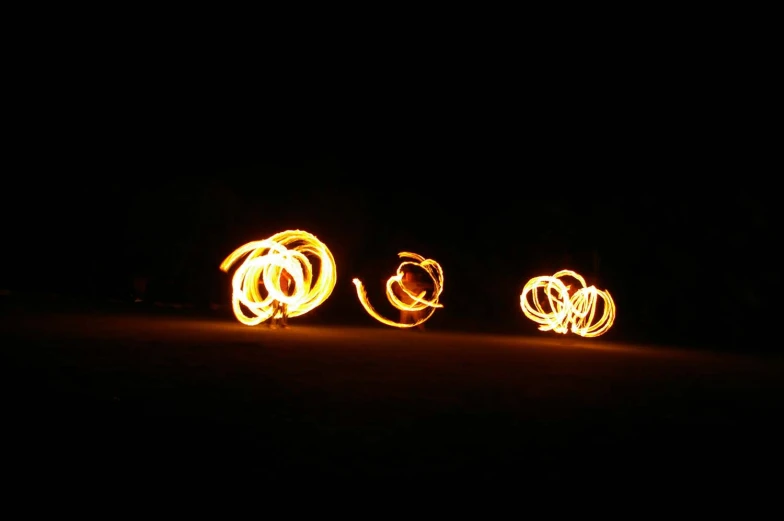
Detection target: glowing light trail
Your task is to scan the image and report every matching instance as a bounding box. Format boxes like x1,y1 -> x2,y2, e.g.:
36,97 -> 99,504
220,230 -> 337,326
520,269 -> 615,338
353,252 -> 444,328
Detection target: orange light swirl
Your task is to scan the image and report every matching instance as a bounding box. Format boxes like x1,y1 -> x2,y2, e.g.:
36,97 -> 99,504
219,230 -> 337,326
520,269 -> 615,338
352,252 -> 444,328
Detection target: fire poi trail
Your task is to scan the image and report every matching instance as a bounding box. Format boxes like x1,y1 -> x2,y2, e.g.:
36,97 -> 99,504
520,269 -> 615,338
353,252 -> 444,329
220,230 -> 337,326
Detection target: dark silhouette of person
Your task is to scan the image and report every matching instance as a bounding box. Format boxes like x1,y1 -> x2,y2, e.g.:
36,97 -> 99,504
270,268 -> 294,329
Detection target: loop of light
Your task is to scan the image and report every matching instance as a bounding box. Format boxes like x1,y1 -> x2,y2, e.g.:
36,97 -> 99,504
219,230 -> 337,326
352,252 -> 444,328
520,269 -> 615,338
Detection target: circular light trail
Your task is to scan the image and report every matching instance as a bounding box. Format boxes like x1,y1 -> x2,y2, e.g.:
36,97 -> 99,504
219,230 -> 337,326
520,269 -> 615,338
353,252 -> 444,328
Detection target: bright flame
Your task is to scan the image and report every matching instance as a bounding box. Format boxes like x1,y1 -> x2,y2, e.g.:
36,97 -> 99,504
520,269 -> 615,338
219,230 -> 337,326
352,252 -> 444,328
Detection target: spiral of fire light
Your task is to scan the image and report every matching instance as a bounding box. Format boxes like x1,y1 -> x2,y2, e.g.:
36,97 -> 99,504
352,252 -> 444,328
520,269 -> 615,338
219,230 -> 337,326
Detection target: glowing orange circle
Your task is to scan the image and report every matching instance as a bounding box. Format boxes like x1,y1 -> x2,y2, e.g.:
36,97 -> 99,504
352,252 -> 444,328
219,230 -> 337,326
520,269 -> 615,338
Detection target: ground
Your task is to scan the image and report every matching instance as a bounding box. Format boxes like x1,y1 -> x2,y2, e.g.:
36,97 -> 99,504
1,302 -> 782,488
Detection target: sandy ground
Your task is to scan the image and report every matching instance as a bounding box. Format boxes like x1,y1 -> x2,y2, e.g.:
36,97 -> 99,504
1,308 -> 782,487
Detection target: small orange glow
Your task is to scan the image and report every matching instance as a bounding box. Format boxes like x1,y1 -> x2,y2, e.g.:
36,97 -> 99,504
520,269 -> 615,338
219,230 -> 337,326
352,252 -> 444,328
